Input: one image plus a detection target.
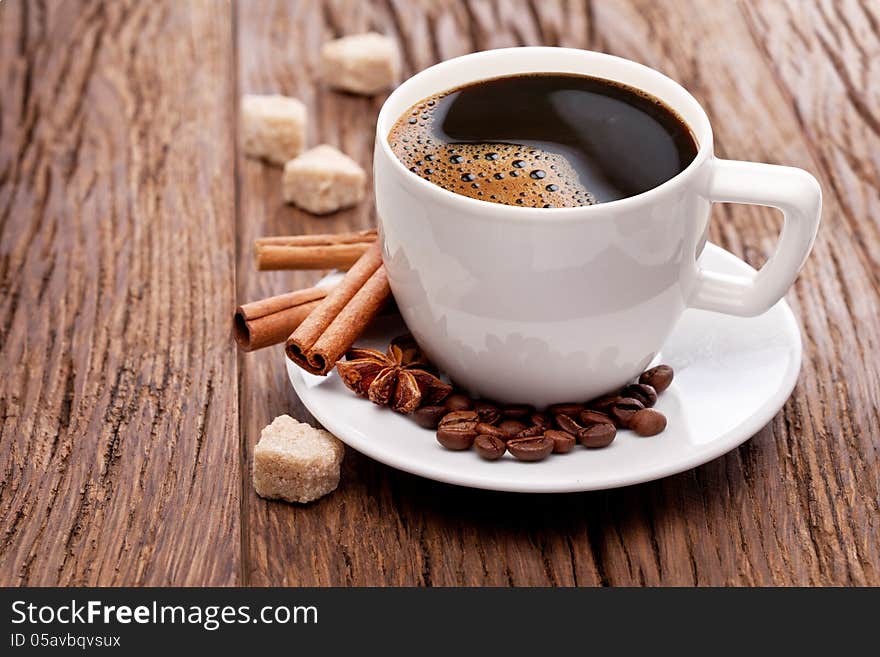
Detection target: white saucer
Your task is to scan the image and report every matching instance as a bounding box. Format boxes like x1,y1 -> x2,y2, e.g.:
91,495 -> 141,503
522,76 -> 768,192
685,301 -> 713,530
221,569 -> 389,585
287,244 -> 802,493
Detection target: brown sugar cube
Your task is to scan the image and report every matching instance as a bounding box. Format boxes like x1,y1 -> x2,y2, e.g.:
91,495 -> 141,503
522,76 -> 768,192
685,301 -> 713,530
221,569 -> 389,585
253,415 -> 345,504
320,33 -> 400,95
241,94 -> 307,166
282,144 -> 366,215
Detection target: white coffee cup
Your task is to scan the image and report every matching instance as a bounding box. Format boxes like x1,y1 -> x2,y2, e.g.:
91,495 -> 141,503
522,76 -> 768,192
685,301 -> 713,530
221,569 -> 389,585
374,47 -> 820,406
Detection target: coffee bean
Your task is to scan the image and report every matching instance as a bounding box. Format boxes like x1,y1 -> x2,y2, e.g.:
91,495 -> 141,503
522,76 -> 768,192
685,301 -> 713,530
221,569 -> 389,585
621,383 -> 657,407
640,365 -> 674,393
545,430 -> 576,454
420,366 -> 672,459
444,393 -> 474,412
516,425 -> 545,438
586,394 -> 622,412
609,397 -> 645,428
473,400 -> 501,424
497,419 -> 529,436
507,435 -> 554,462
578,409 -> 614,427
554,413 -> 583,435
579,423 -> 616,448
412,405 -> 447,429
629,409 -> 667,436
436,430 -> 476,451
436,410 -> 478,450
440,409 -> 478,424
476,423 -> 508,440
530,412 -> 550,429
474,434 -> 507,460
500,403 -> 535,419
547,402 -> 584,417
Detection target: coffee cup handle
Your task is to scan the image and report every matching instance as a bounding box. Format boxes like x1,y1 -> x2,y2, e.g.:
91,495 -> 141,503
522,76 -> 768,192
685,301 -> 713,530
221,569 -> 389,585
688,158 -> 821,316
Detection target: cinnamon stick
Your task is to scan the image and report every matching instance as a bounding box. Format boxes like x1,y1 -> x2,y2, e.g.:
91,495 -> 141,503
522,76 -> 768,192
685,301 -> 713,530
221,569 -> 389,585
255,228 -> 377,270
234,286 -> 332,352
286,242 -> 391,375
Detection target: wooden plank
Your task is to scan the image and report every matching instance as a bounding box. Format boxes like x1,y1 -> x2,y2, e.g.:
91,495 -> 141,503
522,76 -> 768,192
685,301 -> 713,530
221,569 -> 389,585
238,0 -> 879,586
0,0 -> 240,585
739,0 -> 880,583
583,0 -> 880,585
236,0 -> 424,586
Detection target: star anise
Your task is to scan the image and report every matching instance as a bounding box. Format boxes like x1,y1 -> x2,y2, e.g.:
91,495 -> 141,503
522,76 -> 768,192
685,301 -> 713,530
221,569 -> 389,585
336,335 -> 451,414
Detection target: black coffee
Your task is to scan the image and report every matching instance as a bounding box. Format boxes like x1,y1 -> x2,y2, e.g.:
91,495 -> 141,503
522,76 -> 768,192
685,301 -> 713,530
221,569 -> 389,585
388,73 -> 698,207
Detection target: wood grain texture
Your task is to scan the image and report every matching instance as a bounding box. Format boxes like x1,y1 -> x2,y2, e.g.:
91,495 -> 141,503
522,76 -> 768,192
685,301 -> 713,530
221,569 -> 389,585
2,0 -> 878,586
236,0 -> 410,586
582,0 -> 880,586
0,0 -> 240,585
739,0 -> 880,585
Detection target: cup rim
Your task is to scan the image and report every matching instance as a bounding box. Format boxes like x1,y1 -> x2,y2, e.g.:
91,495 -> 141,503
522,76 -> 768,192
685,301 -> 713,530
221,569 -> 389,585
376,47 -> 714,222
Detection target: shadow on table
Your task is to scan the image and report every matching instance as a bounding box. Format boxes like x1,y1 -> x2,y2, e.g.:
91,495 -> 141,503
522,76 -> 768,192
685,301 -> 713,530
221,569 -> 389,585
344,424 -> 768,541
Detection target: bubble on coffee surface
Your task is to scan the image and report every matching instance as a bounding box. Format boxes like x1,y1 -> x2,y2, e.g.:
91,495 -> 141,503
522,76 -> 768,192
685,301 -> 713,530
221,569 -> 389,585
388,93 -> 597,208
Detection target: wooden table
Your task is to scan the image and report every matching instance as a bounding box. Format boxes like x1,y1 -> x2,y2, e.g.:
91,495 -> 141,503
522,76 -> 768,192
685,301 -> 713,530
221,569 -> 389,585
1,0 -> 878,587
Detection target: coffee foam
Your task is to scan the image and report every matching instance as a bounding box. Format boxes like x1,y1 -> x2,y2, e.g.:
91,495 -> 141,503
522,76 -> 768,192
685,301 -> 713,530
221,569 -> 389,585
388,93 -> 597,208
